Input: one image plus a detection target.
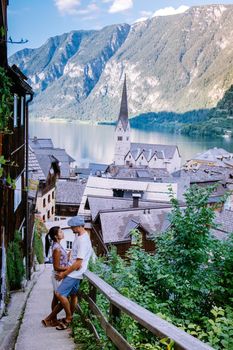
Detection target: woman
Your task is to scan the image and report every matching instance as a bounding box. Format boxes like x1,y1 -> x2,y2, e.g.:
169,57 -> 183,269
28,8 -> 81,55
42,226 -> 68,327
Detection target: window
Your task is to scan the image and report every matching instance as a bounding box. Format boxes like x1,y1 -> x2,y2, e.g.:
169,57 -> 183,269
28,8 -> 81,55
48,194 -> 51,203
43,215 -> 45,222
47,210 -> 50,219
21,96 -> 24,125
14,176 -> 22,211
117,136 -> 123,141
129,155 -> 131,159
126,137 -> 129,141
66,241 -> 73,249
14,94 -> 18,127
43,198 -> 46,207
52,191 -> 55,199
51,206 -> 54,214
141,156 -> 144,160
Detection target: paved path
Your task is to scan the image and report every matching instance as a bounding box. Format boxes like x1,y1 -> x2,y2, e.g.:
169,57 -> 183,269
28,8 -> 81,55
15,264 -> 76,350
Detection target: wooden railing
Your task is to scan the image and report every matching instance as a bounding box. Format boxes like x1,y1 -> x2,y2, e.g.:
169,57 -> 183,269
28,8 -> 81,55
77,270 -> 214,350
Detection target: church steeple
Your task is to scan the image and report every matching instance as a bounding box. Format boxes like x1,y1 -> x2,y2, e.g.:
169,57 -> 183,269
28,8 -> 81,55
114,75 -> 131,165
117,74 -> 129,131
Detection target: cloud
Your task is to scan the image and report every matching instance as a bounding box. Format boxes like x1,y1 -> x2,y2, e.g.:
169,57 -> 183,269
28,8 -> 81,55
140,10 -> 153,17
134,10 -> 153,23
152,5 -> 189,17
54,0 -> 81,15
54,0 -> 99,16
109,0 -> 133,14
76,3 -> 99,15
133,17 -> 148,24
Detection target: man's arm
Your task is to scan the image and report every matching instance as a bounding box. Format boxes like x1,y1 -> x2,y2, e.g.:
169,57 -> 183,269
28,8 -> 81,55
56,258 -> 83,280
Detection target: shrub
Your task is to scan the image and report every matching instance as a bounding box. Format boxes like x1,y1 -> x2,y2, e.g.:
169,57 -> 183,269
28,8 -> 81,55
6,231 -> 25,290
33,218 -> 47,264
0,67 -> 13,132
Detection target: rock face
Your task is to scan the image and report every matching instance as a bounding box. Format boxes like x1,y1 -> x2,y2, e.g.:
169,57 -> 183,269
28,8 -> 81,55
9,5 -> 233,121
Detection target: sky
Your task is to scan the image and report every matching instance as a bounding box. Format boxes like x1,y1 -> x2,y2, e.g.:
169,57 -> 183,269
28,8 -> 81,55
8,0 -> 233,56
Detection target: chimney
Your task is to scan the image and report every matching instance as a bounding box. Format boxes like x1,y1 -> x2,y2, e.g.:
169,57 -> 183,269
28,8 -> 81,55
132,193 -> 141,208
33,136 -> 37,143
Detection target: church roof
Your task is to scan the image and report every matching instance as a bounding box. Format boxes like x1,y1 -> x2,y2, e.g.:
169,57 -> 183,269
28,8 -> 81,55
117,75 -> 129,131
129,143 -> 178,161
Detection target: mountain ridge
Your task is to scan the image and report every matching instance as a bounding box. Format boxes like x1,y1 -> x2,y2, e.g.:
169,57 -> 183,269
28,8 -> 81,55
9,4 -> 233,122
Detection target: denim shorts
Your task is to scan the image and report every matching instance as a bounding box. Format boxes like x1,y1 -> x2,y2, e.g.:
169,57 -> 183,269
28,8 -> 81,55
56,276 -> 80,297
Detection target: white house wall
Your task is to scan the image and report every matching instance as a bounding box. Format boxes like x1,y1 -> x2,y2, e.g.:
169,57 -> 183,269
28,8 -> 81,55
166,149 -> 181,173
36,187 -> 56,222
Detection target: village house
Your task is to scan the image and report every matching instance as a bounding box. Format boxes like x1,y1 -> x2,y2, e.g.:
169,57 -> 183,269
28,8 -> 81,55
55,179 -> 86,217
184,147 -> 233,169
86,195 -> 171,222
173,165 -> 233,211
29,146 -> 60,222
0,0 -> 34,314
29,137 -> 75,179
113,76 -> 181,173
92,206 -> 173,257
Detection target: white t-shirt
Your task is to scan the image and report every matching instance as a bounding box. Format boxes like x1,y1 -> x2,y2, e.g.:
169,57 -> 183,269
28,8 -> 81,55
68,232 -> 93,279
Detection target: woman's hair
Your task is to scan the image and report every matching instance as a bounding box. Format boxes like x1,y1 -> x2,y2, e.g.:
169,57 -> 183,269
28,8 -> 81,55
45,226 -> 60,257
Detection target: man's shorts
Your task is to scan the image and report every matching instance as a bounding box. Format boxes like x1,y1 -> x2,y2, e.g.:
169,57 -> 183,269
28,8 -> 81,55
56,276 -> 80,297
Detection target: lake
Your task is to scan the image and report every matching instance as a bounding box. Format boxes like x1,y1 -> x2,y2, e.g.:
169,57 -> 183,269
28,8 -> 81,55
29,120 -> 233,167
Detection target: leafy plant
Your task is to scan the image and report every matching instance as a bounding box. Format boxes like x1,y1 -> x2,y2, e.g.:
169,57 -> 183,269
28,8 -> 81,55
73,186 -> 233,349
6,231 -> 25,290
33,218 -> 47,264
0,67 -> 13,132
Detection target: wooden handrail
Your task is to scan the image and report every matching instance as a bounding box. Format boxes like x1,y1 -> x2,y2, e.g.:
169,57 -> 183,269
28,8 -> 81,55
81,270 -> 214,350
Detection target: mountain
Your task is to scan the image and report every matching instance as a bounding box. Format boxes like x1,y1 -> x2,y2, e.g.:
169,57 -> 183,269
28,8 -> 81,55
9,5 -> 233,122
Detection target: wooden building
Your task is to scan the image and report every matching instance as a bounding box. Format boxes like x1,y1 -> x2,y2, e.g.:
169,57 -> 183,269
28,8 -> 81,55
86,195 -> 173,257
0,0 -> 33,314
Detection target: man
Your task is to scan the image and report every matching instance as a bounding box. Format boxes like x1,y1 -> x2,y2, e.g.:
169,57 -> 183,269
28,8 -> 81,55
45,215 -> 93,330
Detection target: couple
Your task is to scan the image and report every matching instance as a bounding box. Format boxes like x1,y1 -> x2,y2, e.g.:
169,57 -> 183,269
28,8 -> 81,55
42,215 -> 93,330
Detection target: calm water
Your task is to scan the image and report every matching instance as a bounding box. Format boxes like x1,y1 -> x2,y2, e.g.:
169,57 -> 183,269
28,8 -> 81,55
29,121 -> 233,167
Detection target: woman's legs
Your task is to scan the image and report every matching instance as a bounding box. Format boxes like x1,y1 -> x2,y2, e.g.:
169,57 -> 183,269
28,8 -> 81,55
51,292 -> 59,312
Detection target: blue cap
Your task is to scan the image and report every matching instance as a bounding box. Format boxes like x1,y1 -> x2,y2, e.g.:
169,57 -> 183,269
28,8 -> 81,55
67,216 -> 85,227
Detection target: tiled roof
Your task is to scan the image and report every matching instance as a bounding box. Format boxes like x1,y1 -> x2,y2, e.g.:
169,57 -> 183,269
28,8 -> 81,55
89,163 -> 109,175
130,143 -> 178,160
99,207 -> 172,244
29,138 -> 54,149
28,146 -> 45,198
191,148 -> 233,165
35,154 -> 58,179
56,180 -> 86,205
108,165 -> 172,181
28,146 -> 45,181
88,195 -> 170,221
174,166 -> 233,183
31,148 -> 74,178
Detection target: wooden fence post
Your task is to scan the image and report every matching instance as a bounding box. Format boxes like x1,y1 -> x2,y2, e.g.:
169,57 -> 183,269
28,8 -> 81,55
89,282 -> 97,303
109,303 -> 121,325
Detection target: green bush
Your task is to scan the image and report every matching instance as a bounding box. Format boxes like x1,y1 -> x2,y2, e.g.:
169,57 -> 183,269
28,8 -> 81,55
6,231 -> 25,290
33,218 -> 46,264
75,186 -> 233,349
0,67 -> 13,132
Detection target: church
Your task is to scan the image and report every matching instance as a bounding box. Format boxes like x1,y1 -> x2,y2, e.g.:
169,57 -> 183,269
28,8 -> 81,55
114,76 -> 181,173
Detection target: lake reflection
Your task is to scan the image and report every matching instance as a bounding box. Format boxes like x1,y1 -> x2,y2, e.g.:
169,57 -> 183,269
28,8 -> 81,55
29,121 -> 233,167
